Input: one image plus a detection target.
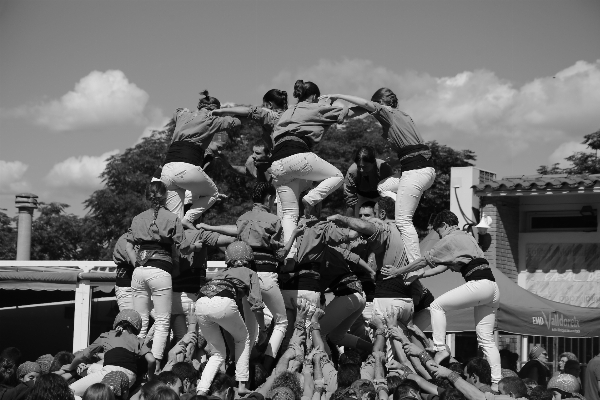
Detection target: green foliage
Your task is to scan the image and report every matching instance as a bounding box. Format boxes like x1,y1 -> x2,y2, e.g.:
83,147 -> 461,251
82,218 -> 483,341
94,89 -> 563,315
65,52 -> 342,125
538,129 -> 600,175
0,212 -> 17,260
29,203 -> 86,260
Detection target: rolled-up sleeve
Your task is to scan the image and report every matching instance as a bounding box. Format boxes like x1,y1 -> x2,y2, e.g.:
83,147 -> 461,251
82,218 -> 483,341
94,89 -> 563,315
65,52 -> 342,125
343,168 -> 358,207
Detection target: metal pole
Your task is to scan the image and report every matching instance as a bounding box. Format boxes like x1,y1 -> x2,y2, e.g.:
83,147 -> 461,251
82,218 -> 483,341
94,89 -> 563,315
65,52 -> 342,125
15,193 -> 38,260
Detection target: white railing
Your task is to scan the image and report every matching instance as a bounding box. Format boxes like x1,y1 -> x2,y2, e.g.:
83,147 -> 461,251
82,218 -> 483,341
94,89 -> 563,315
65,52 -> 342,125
0,260 -> 226,351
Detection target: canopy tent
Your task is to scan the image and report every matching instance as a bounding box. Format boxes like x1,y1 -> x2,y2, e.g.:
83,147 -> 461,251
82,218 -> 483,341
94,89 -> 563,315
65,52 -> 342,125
417,232 -> 600,338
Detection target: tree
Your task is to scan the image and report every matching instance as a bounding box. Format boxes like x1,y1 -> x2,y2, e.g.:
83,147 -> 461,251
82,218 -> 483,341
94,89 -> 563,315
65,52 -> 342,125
0,212 -> 17,260
538,129 -> 600,175
29,203 -> 85,260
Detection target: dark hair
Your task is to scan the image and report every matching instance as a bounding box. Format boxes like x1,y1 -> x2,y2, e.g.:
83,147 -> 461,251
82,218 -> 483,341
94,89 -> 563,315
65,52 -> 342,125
189,396 -> 209,400
498,377 -> 528,399
377,197 -> 395,220
439,388 -> 466,400
387,375 -> 403,395
522,378 -> 539,394
337,364 -> 360,389
0,356 -> 17,386
157,371 -> 181,387
432,210 -> 459,230
564,360 -> 581,377
147,387 -> 180,400
448,362 -> 465,378
198,90 -> 221,111
171,362 -> 197,385
49,351 -> 75,373
272,371 -> 302,400
293,80 -> 320,102
263,89 -> 288,110
208,372 -> 235,396
252,182 -> 276,203
26,373 -> 75,400
141,380 -> 169,399
393,380 -> 421,400
146,181 -> 168,222
339,349 -> 362,366
115,320 -> 140,336
371,87 -> 398,108
251,362 -> 267,390
359,201 -> 377,212
428,376 -> 453,390
0,347 -> 22,363
83,383 -> 116,400
529,386 -> 554,400
499,349 -> 518,371
466,357 -> 492,385
354,146 -> 377,164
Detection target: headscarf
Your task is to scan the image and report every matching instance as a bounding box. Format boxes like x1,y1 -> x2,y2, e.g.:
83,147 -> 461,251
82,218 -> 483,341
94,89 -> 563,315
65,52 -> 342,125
113,309 -> 142,333
548,374 -> 580,394
101,371 -> 130,396
225,241 -> 254,267
529,345 -> 545,360
16,361 -> 41,379
269,387 -> 296,400
35,354 -> 54,374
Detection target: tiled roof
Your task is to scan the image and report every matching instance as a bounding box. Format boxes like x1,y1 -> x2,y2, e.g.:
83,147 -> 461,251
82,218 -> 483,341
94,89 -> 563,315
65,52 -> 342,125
473,174 -> 600,192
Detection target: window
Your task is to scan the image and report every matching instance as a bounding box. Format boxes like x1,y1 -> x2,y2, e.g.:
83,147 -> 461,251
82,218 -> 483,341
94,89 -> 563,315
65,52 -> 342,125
526,210 -> 597,232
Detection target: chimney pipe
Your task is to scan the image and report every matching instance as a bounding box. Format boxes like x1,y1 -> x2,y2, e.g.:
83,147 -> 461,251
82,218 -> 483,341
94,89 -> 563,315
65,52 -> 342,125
15,193 -> 38,260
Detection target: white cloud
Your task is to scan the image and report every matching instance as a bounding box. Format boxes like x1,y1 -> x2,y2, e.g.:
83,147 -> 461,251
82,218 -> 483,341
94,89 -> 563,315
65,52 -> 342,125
267,58 -> 600,154
45,150 -> 120,191
548,141 -> 591,167
0,160 -> 31,194
136,106 -> 170,143
8,70 -> 150,131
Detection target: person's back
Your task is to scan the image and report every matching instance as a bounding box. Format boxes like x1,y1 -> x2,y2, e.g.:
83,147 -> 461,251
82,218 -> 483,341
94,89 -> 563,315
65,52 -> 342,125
585,354 -> 600,400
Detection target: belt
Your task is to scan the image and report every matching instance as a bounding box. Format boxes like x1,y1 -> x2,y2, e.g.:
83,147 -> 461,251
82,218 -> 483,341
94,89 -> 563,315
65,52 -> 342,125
464,265 -> 491,278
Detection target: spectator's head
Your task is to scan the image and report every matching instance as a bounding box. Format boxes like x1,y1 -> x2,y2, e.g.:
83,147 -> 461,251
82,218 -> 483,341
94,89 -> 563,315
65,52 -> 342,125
354,146 -> 377,175
101,370 -> 130,400
208,371 -> 235,400
113,309 -> 143,336
500,349 -> 519,371
558,353 -> 578,372
147,387 -> 180,400
83,383 -> 116,400
0,355 -> 17,386
522,378 -> 539,395
439,388 -> 466,400
393,379 -> 422,400
428,377 -> 453,390
171,361 -> 198,395
49,351 -> 75,373
339,350 -> 362,366
371,88 -> 399,109
530,386 -> 555,400
26,373 -> 74,400
198,90 -> 221,111
263,89 -> 288,111
337,363 -> 361,389
375,197 -> 395,221
270,387 -> 297,400
0,347 -> 21,364
529,345 -> 548,363
387,375 -> 404,395
464,357 -> 492,386
252,182 -> 277,205
448,362 -> 465,378
432,211 -> 459,238
498,377 -> 528,399
293,80 -> 320,103
35,355 -> 54,375
501,369 -> 519,379
351,379 -> 376,400
563,360 -> 580,378
140,380 -> 169,400
16,361 -> 41,383
272,371 -> 302,400
548,374 -> 580,396
359,201 -> 377,221
157,371 -> 183,396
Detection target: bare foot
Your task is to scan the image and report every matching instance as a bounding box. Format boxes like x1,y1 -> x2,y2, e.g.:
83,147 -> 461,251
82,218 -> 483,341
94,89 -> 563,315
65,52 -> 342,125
434,349 -> 450,364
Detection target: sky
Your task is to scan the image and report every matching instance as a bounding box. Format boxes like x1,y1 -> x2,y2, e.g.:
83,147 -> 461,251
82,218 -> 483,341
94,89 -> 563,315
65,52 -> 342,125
1,0 -> 600,217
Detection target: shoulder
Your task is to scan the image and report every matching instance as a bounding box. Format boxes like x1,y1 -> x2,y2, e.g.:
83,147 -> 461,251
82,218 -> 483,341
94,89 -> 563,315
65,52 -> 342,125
346,163 -> 358,174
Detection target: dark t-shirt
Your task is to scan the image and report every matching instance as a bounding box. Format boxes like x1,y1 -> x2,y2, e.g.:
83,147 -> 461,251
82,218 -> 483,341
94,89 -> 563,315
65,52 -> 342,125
518,360 -> 551,385
585,355 -> 600,400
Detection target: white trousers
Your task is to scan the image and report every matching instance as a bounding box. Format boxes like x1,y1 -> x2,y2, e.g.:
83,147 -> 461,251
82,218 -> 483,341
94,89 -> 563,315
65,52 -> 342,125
378,167 -> 436,263
430,279 -> 501,385
196,296 -> 250,393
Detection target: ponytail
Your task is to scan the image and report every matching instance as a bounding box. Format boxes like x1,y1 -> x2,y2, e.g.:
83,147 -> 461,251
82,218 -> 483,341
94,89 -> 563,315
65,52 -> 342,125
293,80 -> 320,102
198,89 -> 221,111
371,87 -> 398,108
263,89 -> 288,110
146,181 -> 168,233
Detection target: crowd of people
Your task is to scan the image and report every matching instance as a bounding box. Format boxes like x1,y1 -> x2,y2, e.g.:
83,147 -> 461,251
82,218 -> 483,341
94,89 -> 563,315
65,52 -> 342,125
1,81 -> 599,400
